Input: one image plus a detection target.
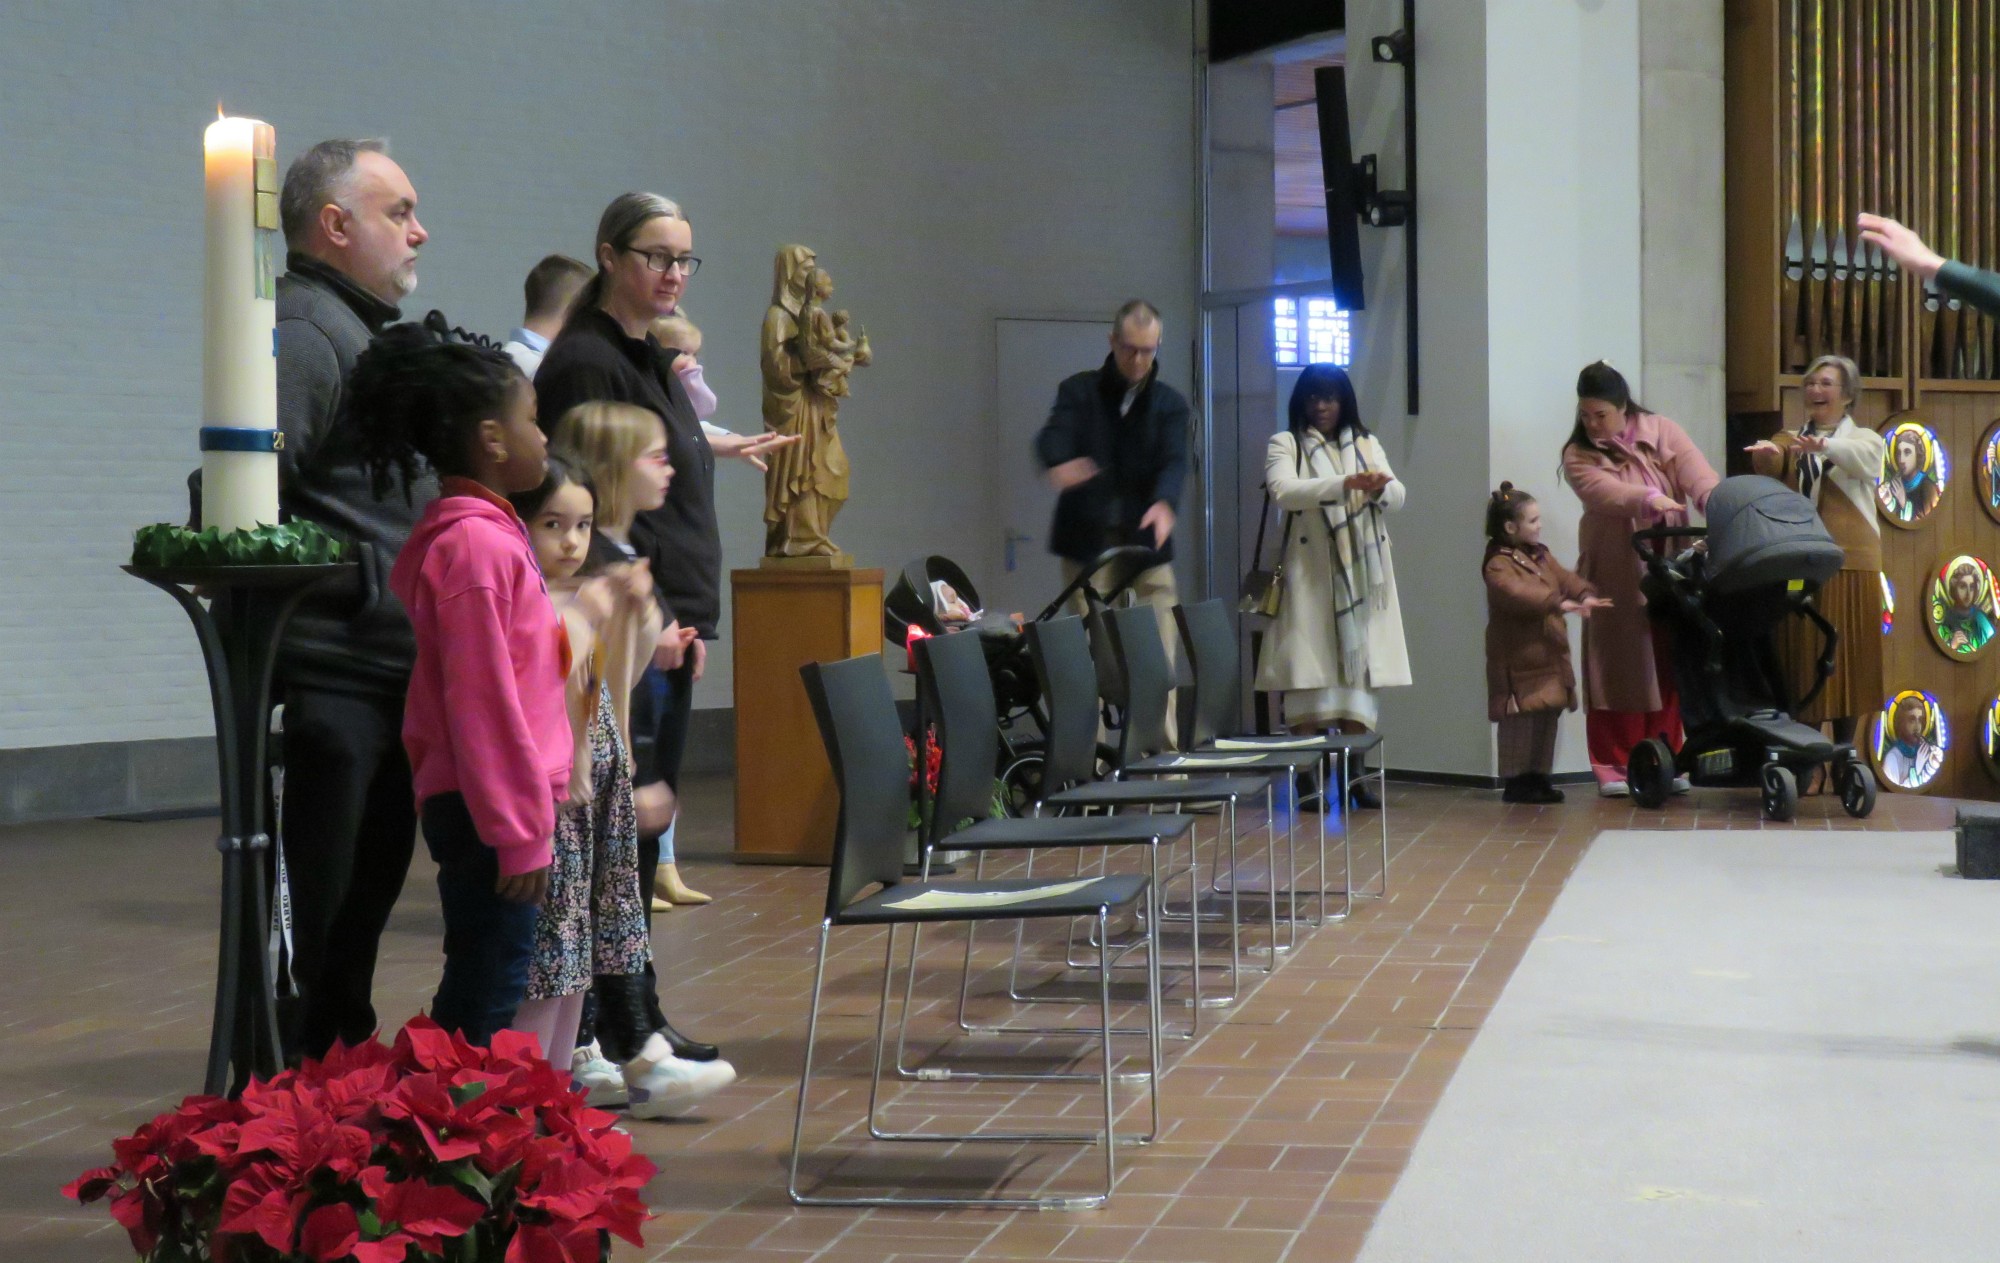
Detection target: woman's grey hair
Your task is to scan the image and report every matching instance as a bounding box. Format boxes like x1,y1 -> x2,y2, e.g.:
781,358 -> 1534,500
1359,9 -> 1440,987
279,138 -> 390,248
1804,354 -> 1862,409
572,192 -> 688,315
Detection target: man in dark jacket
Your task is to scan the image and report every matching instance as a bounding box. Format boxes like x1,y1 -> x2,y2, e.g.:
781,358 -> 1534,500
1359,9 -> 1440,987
268,139 -> 430,1060
1034,299 -> 1189,658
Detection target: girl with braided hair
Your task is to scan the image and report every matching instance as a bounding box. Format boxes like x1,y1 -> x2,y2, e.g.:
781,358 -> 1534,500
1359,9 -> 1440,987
1482,484 -> 1608,804
353,319 -> 566,1046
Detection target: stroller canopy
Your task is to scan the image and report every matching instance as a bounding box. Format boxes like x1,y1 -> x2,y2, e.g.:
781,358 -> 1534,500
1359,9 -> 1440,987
885,556 -> 981,644
1703,474 -> 1844,592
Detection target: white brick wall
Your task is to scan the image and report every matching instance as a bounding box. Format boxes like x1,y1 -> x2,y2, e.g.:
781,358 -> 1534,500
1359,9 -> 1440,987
0,0 -> 1195,749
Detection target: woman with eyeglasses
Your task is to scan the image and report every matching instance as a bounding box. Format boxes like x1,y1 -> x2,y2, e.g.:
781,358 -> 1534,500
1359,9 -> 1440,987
535,192 -> 783,1096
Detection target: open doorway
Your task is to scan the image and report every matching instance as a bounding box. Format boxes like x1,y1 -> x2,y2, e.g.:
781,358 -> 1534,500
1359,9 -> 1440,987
1199,31 -> 1351,720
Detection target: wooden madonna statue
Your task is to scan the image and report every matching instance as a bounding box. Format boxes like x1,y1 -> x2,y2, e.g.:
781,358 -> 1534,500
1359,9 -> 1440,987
760,244 -> 872,565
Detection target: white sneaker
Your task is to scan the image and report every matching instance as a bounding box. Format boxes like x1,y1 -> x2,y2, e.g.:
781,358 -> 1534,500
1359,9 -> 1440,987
1598,780 -> 1631,798
622,1033 -> 736,1119
571,1041 -> 628,1107
1671,775 -> 1693,794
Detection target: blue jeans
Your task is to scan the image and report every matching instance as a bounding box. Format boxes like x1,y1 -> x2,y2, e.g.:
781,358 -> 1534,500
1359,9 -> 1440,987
422,792 -> 537,1046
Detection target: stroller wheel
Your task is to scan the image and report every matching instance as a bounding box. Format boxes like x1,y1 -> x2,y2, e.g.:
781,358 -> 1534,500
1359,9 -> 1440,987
1628,738 -> 1675,809
998,752 -> 1046,818
1761,764 -> 1798,822
1834,760 -> 1877,819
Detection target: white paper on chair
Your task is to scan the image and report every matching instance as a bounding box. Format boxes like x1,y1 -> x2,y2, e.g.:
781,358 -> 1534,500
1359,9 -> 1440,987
882,878 -> 1098,912
1212,737 -> 1323,750
1165,753 -> 1269,766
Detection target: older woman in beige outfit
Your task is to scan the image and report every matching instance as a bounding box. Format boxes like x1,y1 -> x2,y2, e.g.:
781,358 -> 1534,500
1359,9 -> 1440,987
1746,355 -> 1885,751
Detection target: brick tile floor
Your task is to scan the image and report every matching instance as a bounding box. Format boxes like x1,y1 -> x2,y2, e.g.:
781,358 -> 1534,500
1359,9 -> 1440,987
0,777 -> 1951,1263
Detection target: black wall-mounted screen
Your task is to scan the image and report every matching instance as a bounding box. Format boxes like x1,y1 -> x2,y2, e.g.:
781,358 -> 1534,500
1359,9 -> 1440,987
1315,65 -> 1367,311
1208,0 -> 1344,64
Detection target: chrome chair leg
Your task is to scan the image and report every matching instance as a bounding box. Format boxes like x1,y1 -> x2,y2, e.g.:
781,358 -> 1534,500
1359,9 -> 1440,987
786,921 -> 834,1206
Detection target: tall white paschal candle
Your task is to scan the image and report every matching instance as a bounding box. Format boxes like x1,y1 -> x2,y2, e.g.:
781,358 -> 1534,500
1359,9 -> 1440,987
200,114 -> 282,533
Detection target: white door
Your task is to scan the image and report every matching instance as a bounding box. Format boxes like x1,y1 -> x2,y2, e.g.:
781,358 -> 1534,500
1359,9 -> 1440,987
990,317 -> 1113,622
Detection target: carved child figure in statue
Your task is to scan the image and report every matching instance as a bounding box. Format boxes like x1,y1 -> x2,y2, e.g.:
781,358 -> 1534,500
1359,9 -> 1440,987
760,246 -> 872,561
799,267 -> 871,399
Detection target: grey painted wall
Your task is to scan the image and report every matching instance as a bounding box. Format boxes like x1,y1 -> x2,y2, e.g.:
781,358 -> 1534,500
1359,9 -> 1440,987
0,1 -> 1197,765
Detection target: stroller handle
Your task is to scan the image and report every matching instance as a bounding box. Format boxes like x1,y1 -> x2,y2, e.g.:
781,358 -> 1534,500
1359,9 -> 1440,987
1036,545 -> 1161,623
1630,524 -> 1706,556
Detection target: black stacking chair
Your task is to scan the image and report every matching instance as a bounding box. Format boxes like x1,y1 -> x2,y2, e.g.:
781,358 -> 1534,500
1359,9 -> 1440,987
1176,599 -> 1390,902
1027,616 -> 1278,1016
1092,604 -> 1323,953
895,629 -> 1185,1071
791,653 -> 1157,1211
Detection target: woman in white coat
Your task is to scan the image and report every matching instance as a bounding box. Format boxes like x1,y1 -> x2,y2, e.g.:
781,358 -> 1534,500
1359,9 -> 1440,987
1254,365 -> 1411,807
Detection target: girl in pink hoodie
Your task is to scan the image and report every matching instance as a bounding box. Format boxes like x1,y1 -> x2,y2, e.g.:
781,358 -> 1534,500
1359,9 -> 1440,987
351,320 -> 562,1046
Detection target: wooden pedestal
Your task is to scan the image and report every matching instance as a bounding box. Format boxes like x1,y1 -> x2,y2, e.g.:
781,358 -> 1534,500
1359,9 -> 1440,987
730,566 -> 884,864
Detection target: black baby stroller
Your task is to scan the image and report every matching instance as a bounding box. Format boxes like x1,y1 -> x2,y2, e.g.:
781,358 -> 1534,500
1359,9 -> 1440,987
1626,474 -> 1877,821
884,545 -> 1159,814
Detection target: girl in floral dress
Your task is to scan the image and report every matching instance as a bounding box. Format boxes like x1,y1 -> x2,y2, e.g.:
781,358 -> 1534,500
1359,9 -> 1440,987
508,455 -> 733,1117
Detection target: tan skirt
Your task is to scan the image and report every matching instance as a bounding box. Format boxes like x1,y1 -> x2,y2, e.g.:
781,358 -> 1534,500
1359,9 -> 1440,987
1779,568 -> 1885,724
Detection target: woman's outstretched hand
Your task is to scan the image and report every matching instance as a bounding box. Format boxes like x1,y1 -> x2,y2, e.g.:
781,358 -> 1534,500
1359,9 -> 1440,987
1857,213 -> 1946,281
711,430 -> 799,472
1646,492 -> 1684,515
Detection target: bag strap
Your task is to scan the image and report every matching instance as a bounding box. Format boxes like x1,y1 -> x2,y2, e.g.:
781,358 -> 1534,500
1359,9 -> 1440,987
1249,486 -> 1274,568
1249,486 -> 1299,573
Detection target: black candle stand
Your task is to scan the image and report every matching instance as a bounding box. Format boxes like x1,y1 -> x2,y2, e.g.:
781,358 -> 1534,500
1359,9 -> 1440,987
124,563 -> 355,1096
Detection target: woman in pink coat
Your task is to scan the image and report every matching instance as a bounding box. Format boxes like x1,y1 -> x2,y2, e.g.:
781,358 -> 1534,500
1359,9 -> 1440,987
1559,362 -> 1720,796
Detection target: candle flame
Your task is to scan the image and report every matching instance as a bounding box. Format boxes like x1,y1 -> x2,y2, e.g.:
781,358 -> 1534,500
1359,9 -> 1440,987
217,103 -> 225,121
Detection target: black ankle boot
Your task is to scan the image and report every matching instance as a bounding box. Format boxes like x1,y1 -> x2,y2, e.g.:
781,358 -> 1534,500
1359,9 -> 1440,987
1501,774 -> 1535,803
1347,779 -> 1380,810
641,973 -> 719,1062
659,1018 -> 718,1063
1529,774 -> 1566,804
591,974 -> 654,1066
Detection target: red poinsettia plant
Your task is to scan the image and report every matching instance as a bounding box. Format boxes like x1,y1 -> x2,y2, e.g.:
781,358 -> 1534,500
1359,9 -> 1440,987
62,1016 -> 654,1263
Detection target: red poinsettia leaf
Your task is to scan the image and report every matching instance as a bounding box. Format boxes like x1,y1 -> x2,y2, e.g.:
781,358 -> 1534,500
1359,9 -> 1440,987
321,1064 -> 397,1122
475,1112 -> 537,1176
394,1017 -> 464,1073
216,1181 -> 300,1254
414,1113 -> 483,1163
314,1030 -> 394,1078
504,1222 -> 583,1263
351,1232 -> 417,1263
190,1120 -> 245,1160
611,1151 -> 659,1190
298,1202 -> 361,1262
517,1161 -> 605,1221
378,1179 -> 485,1242
486,1027 -> 543,1067
593,1189 -> 652,1246
359,1165 -> 395,1202
60,1165 -> 120,1205
106,1186 -> 161,1257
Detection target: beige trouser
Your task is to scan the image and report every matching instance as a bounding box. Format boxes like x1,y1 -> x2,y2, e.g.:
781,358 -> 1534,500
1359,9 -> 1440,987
1060,559 -> 1180,741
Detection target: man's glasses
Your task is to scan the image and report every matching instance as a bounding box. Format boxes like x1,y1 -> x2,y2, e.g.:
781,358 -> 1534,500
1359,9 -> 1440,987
624,247 -> 701,276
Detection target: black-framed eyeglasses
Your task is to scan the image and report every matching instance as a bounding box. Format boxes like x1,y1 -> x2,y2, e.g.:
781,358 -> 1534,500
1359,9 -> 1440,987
624,247 -> 701,276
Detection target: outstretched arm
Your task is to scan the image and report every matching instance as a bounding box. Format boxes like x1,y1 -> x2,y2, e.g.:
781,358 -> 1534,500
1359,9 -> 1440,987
1859,212 -> 2000,318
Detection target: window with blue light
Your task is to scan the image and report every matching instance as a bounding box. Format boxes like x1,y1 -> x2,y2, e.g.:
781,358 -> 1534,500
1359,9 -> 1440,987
1273,297 -> 1352,367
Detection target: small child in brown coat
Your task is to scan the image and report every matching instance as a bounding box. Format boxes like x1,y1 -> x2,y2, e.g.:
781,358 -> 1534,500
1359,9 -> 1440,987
1484,484 -> 1611,803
